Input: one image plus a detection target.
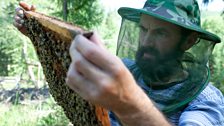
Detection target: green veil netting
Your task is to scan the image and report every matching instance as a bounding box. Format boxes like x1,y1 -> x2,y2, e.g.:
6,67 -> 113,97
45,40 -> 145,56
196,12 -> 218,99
116,19 -> 216,115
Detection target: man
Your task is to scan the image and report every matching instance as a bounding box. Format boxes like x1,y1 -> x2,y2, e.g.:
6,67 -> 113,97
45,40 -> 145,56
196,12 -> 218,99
14,0 -> 224,126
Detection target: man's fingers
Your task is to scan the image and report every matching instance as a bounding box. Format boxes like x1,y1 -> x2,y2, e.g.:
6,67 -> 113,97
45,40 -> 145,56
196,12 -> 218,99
30,5 -> 36,11
73,49 -> 103,83
15,8 -> 24,18
89,32 -> 104,48
19,1 -> 30,11
70,38 -> 77,61
66,62 -> 83,92
69,44 -> 103,83
70,38 -> 106,86
14,15 -> 24,24
74,35 -> 122,72
66,62 -> 94,100
13,21 -> 22,29
19,1 -> 35,11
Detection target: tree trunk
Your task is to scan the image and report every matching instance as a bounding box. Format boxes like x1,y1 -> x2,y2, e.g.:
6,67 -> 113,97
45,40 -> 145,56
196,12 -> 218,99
63,0 -> 68,21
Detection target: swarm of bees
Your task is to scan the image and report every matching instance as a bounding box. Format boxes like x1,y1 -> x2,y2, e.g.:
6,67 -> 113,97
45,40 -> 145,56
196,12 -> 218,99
24,16 -> 109,126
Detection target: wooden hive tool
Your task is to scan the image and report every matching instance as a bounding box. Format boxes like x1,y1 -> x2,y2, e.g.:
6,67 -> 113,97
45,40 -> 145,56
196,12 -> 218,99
21,6 -> 111,126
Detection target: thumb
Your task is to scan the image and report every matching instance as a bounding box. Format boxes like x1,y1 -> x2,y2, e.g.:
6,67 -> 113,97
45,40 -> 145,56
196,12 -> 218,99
89,32 -> 104,48
30,5 -> 36,11
19,1 -> 36,11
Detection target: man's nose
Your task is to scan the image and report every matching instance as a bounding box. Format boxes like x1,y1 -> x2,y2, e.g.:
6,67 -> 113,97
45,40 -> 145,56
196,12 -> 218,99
143,32 -> 155,47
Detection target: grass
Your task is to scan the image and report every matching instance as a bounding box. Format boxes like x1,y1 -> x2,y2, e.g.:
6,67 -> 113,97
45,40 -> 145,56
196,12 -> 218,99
0,104 -> 38,126
0,97 -> 71,126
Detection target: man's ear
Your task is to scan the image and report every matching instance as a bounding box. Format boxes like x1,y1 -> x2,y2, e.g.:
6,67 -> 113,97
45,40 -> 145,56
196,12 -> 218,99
180,32 -> 199,51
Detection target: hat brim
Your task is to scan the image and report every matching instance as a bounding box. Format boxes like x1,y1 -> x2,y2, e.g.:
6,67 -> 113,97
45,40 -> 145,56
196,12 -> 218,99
118,7 -> 221,43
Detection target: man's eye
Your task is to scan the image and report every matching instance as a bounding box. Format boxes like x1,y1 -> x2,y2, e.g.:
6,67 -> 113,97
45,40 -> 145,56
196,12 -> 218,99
156,31 -> 167,37
140,25 -> 147,32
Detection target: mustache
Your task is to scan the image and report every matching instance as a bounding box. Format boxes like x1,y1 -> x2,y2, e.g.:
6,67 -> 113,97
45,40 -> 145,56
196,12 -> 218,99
136,46 -> 159,57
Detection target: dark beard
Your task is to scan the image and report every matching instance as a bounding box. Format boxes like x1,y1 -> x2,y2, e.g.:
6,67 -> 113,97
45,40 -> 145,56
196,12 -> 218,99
135,46 -> 183,83
135,46 -> 160,72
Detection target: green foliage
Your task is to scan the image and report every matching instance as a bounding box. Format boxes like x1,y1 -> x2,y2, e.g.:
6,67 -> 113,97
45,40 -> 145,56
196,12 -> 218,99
0,97 -> 70,126
0,104 -> 38,126
0,18 -> 24,76
0,1 -> 16,76
0,0 -> 105,77
96,11 -> 120,54
202,16 -> 224,93
0,0 -> 59,78
0,1 -> 39,77
52,0 -> 104,29
37,104 -> 70,126
0,1 -> 113,124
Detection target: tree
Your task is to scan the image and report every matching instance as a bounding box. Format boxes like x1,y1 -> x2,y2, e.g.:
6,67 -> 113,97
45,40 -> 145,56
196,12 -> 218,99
95,11 -> 120,53
53,0 -> 104,29
202,17 -> 224,93
0,0 -> 53,80
0,2 -> 24,76
201,0 -> 224,93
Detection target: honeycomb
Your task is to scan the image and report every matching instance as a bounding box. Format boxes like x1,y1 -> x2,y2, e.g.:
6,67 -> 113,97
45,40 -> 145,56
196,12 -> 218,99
24,17 -> 109,126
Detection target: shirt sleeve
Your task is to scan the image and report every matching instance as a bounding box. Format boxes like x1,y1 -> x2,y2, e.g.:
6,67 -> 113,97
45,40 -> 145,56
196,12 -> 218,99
179,84 -> 224,126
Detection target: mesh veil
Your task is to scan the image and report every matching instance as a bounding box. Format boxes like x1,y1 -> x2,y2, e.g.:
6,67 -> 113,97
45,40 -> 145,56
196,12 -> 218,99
116,19 -> 216,115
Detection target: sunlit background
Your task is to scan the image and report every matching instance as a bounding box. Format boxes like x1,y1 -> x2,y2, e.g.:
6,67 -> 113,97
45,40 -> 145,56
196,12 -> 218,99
101,0 -> 224,12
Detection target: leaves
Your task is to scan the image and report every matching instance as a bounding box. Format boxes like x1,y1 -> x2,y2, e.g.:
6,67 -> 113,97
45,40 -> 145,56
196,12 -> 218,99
202,17 -> 224,93
52,0 -> 104,29
0,23 -> 23,76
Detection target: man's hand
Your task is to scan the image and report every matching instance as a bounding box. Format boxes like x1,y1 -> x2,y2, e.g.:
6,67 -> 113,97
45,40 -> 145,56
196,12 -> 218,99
13,1 -> 35,36
66,32 -> 141,111
66,32 -> 171,126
